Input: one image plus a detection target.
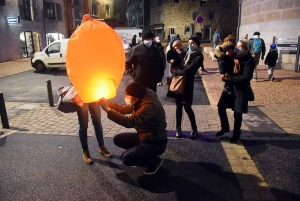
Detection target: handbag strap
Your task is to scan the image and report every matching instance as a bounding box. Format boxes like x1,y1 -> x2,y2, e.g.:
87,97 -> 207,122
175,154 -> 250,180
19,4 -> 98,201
57,86 -> 72,97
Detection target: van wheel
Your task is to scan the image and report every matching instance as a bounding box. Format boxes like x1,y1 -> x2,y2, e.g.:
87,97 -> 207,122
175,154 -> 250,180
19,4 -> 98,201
34,61 -> 46,72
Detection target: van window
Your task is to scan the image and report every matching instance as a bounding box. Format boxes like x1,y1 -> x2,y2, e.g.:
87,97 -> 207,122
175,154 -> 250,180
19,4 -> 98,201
47,43 -> 61,54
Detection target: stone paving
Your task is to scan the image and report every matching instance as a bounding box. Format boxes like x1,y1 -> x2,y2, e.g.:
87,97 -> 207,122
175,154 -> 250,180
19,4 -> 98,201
1,48 -> 300,201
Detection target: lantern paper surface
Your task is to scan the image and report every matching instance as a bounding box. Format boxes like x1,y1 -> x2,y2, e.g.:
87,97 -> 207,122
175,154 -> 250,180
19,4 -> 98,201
66,15 -> 125,103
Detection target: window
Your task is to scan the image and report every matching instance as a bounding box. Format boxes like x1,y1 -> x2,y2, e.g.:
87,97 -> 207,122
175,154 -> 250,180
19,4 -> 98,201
72,0 -> 83,6
56,3 -> 62,21
157,0 -> 162,7
47,43 -> 61,54
200,0 -> 208,5
174,0 -> 179,4
193,12 -> 200,20
185,26 -> 190,35
105,5 -> 110,18
72,8 -> 83,27
0,0 -> 5,6
156,11 -> 162,23
170,28 -> 175,35
43,1 -> 55,19
19,0 -> 32,21
92,3 -> 98,16
208,10 -> 215,20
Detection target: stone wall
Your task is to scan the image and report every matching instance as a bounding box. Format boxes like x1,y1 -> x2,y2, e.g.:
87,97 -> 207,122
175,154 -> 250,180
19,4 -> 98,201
150,0 -> 239,42
239,0 -> 300,70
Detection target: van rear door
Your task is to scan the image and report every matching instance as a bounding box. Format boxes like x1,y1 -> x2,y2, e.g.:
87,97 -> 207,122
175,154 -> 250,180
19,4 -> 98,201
43,42 -> 63,67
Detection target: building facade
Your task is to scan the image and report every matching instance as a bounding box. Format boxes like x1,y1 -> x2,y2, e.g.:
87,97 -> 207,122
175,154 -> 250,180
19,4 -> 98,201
150,0 -> 239,41
239,0 -> 300,70
0,0 -> 67,62
62,0 -> 127,38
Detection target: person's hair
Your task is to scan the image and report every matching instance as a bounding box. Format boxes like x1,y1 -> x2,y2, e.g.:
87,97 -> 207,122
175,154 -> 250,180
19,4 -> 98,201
238,39 -> 249,52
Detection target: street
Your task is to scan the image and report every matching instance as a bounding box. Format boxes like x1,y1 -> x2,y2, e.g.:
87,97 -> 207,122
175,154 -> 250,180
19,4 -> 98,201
0,67 -> 210,105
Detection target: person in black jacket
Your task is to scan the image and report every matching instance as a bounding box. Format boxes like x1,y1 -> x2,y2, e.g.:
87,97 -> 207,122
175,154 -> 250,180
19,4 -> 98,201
264,44 -> 278,81
172,36 -> 204,139
216,39 -> 255,143
125,29 -> 164,92
214,42 -> 235,95
131,34 -> 137,47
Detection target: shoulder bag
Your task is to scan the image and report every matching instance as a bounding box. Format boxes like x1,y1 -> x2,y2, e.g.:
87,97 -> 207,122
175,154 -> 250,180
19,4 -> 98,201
57,86 -> 83,113
169,75 -> 185,94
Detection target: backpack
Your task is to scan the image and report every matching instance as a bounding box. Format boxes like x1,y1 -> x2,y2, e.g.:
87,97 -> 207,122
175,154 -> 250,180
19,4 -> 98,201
252,38 -> 262,53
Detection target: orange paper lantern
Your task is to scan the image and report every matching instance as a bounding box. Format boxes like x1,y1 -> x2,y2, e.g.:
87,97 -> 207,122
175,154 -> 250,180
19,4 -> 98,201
66,15 -> 125,103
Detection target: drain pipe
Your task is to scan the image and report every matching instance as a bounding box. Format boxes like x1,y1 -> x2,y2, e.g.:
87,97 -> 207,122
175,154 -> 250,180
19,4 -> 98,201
236,0 -> 242,43
0,92 -> 9,129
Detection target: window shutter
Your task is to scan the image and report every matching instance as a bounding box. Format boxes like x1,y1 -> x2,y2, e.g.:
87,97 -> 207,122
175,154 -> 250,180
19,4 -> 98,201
19,0 -> 25,19
43,1 -> 49,18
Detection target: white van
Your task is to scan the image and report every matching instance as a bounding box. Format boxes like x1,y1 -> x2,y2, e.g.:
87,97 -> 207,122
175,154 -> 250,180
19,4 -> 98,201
31,39 -> 69,72
114,27 -> 142,45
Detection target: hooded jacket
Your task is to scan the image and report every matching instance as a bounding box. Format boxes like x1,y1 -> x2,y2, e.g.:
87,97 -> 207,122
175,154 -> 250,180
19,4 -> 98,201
106,89 -> 167,143
264,49 -> 278,67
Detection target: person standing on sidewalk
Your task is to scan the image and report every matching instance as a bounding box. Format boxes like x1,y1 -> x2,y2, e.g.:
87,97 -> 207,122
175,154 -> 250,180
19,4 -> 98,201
77,103 -> 112,164
216,39 -> 255,143
125,29 -> 164,92
264,43 -> 278,81
213,29 -> 221,49
97,82 -> 167,175
172,36 -> 204,139
249,31 -> 266,81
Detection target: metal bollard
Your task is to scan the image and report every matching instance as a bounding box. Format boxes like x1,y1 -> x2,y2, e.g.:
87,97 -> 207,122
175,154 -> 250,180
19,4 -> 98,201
0,92 -> 9,129
46,79 -> 54,107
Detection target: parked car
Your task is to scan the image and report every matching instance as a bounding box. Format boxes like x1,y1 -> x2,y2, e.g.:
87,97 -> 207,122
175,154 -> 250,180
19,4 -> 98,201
31,39 -> 69,72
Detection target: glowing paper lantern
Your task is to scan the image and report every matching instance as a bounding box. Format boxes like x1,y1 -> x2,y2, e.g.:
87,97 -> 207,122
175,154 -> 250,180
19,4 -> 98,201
66,14 -> 125,103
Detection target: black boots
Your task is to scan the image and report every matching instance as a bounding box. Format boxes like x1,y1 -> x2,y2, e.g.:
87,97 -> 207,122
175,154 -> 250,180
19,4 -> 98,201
230,131 -> 241,143
190,127 -> 198,139
216,128 -> 230,137
175,127 -> 182,139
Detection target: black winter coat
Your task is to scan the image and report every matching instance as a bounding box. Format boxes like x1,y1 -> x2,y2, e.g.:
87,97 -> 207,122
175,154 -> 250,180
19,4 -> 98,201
228,52 -> 255,113
174,53 -> 204,105
264,49 -> 278,67
125,43 -> 164,88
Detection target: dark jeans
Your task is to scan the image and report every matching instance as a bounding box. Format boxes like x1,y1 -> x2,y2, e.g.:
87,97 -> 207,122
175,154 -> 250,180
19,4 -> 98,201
77,102 -> 104,149
113,133 -> 167,168
218,106 -> 243,137
175,98 -> 197,129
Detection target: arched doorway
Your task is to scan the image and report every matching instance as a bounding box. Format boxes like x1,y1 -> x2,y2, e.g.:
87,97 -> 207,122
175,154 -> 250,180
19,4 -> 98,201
20,31 -> 41,58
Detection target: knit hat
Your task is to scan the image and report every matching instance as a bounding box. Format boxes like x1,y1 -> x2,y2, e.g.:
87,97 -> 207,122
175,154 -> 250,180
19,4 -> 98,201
188,36 -> 200,46
172,39 -> 182,47
125,82 -> 146,98
253,31 -> 260,36
142,29 -> 154,40
270,44 -> 276,49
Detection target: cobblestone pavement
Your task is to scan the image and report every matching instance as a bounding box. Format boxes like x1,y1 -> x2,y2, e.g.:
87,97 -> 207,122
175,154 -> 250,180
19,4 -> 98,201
1,47 -> 300,201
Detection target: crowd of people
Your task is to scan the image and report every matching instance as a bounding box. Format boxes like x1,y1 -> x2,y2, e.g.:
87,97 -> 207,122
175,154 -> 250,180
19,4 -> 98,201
74,29 -> 278,175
